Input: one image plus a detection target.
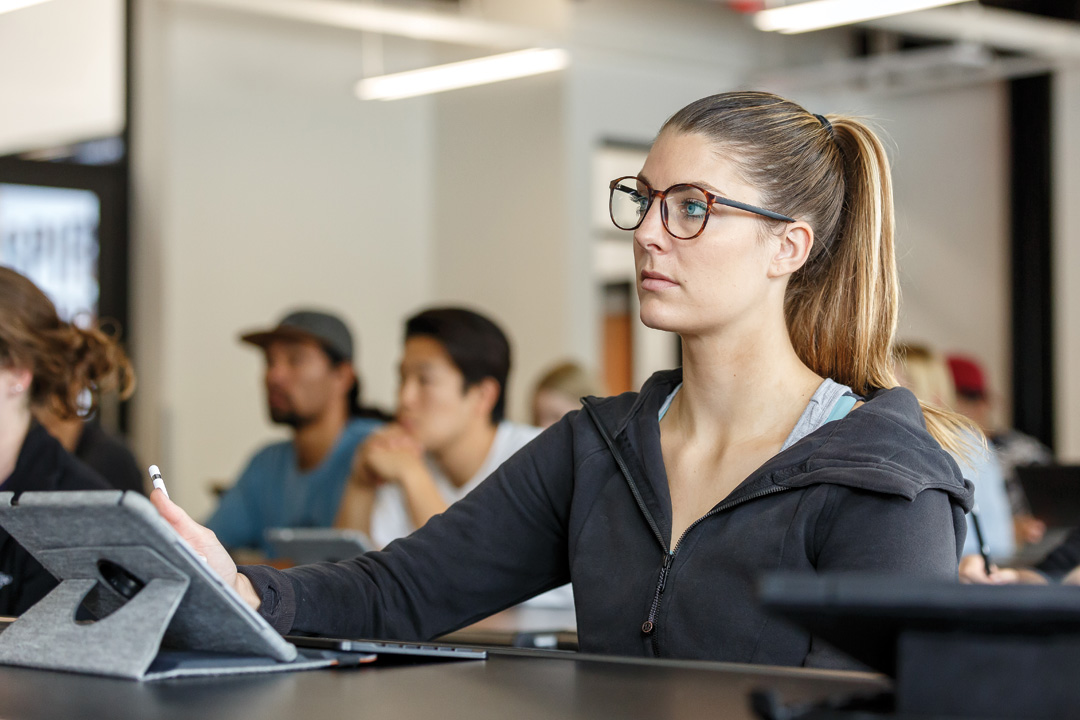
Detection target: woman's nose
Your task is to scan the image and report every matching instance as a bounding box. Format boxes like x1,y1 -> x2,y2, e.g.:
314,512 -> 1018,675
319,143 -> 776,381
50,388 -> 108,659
633,199 -> 669,253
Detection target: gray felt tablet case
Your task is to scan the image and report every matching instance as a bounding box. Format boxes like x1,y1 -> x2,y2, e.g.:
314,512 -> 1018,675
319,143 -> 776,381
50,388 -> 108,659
0,491 -> 333,680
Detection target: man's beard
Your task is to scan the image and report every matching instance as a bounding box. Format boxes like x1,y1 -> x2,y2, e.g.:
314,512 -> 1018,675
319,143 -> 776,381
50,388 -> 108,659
269,406 -> 310,429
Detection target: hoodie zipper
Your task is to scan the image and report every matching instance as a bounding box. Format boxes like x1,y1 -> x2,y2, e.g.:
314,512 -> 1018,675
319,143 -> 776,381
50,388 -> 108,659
583,399 -> 793,657
639,485 -> 791,656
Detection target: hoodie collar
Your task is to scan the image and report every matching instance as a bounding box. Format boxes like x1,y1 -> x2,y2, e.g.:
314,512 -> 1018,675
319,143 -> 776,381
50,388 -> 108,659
584,369 -> 973,511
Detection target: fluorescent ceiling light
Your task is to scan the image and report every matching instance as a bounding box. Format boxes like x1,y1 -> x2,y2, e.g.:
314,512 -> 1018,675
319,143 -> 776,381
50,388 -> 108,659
356,48 -> 570,101
754,0 -> 971,34
0,0 -> 53,15
175,0 -> 542,49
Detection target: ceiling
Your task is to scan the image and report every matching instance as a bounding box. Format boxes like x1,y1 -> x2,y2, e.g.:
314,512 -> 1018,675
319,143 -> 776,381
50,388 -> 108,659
981,0 -> 1080,23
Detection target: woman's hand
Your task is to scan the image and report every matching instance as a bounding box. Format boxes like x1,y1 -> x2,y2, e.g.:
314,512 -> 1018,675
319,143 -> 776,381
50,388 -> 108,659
149,488 -> 262,610
958,553 -> 1048,585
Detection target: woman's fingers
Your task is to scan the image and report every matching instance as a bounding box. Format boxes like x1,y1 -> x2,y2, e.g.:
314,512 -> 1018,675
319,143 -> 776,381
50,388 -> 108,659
150,487 -> 243,598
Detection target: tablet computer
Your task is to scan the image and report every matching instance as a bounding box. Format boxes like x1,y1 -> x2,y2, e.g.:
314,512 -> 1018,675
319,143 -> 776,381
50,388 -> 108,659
265,526 -> 374,563
0,490 -> 297,673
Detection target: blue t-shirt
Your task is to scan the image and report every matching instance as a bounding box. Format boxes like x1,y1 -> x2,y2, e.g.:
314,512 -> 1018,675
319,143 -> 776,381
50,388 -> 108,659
956,433 -> 1016,560
207,417 -> 381,556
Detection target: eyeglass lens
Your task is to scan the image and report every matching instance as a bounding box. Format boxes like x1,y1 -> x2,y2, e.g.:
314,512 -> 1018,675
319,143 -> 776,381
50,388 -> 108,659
609,178 -> 711,239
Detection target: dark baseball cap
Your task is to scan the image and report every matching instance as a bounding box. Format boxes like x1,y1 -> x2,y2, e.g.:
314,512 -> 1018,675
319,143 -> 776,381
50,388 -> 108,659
239,310 -> 353,362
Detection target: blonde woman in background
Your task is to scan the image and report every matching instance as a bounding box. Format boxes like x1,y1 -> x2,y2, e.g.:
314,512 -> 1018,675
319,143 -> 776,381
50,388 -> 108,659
894,342 -> 1014,561
531,361 -> 602,429
154,91 -> 976,669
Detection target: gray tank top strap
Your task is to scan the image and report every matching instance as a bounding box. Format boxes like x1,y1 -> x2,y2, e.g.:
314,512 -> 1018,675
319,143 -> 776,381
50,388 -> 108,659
658,378 -> 858,452
780,379 -> 859,452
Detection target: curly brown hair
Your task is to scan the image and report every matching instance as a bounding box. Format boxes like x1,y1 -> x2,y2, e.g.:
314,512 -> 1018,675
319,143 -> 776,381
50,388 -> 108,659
0,266 -> 134,418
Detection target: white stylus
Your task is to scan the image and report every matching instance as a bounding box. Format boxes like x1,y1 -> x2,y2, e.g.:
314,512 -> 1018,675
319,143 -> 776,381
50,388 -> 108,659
148,465 -> 170,499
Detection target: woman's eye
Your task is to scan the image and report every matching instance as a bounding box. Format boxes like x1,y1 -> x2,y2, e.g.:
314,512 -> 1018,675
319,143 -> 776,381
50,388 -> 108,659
680,199 -> 708,218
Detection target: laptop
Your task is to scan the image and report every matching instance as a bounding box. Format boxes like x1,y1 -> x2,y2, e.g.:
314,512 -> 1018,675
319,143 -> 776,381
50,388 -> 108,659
265,527 -> 375,564
1015,464 -> 1080,529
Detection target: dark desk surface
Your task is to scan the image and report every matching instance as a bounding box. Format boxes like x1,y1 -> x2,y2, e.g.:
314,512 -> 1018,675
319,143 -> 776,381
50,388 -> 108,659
0,650 -> 888,720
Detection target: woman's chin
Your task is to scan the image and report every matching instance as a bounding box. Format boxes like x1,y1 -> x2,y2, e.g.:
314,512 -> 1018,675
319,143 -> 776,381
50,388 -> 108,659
638,305 -> 681,334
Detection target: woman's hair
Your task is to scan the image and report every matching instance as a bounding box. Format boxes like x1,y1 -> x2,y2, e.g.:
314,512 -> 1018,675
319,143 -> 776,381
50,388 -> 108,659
0,266 -> 135,419
533,361 -> 602,402
661,91 -> 973,455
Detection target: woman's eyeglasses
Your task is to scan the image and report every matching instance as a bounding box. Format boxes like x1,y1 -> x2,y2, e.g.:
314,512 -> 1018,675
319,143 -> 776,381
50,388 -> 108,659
608,176 -> 795,240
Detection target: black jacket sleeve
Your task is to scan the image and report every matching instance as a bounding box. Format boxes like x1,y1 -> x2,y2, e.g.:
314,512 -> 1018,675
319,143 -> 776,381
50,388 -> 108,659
241,417 -> 578,639
804,486 -> 963,669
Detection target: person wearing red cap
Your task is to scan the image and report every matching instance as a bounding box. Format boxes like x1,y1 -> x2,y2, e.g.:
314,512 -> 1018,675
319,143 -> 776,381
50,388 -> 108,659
945,354 -> 1052,547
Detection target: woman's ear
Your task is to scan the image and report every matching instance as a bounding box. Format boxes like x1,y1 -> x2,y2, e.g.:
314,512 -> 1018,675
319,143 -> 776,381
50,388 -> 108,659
1,366 -> 33,398
767,221 -> 814,279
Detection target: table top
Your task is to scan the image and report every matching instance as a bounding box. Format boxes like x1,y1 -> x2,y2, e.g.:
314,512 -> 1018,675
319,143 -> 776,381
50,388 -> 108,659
0,649 -> 889,720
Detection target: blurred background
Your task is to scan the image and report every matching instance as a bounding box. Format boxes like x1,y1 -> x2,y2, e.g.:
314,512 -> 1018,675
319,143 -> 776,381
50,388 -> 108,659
1,0 -> 1077,520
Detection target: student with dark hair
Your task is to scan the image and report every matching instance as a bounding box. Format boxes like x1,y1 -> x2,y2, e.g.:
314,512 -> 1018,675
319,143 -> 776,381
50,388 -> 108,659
155,91 -> 973,669
0,266 -> 131,614
206,310 -> 384,556
335,307 -> 539,549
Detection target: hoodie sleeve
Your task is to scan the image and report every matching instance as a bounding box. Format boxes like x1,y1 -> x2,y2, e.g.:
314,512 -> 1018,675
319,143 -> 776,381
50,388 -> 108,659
803,485 -> 965,669
239,416 -> 577,640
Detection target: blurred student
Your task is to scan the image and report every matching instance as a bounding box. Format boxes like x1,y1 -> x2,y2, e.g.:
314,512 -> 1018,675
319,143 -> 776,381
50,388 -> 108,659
531,361 -> 602,429
894,343 -> 1015,560
207,310 -> 385,556
946,354 -> 1051,545
34,403 -> 144,495
0,267 -> 132,614
335,308 -> 539,548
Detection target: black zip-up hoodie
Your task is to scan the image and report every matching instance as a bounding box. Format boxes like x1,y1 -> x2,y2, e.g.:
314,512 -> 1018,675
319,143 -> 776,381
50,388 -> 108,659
0,423 -> 110,615
242,369 -> 974,669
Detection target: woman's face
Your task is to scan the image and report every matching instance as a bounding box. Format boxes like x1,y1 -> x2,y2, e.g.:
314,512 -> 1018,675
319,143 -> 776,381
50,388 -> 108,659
633,131 -> 783,338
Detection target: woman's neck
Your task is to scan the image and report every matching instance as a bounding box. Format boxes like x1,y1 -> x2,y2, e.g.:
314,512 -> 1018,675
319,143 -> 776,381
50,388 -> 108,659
670,316 -> 823,447
0,406 -> 33,484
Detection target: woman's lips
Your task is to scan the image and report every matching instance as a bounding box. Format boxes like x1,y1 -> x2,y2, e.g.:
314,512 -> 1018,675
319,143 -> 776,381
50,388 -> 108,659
640,270 -> 678,291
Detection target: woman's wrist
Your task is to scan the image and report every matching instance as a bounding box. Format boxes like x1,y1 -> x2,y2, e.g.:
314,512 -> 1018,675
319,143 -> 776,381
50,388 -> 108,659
235,570 -> 262,611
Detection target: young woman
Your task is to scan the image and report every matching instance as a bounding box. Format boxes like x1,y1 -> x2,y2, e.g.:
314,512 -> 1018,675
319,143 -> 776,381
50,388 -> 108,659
155,91 -> 974,669
531,361 -> 602,429
0,266 -> 135,614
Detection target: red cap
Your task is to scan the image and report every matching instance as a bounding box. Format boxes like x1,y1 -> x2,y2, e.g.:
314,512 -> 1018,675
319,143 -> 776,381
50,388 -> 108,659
946,355 -> 987,398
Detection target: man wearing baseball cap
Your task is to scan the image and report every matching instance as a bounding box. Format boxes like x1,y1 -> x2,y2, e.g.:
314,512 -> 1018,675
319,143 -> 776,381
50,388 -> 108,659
206,309 -> 385,556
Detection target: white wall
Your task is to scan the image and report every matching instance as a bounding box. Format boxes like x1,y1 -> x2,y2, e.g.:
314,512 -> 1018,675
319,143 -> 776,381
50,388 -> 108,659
0,0 -> 124,155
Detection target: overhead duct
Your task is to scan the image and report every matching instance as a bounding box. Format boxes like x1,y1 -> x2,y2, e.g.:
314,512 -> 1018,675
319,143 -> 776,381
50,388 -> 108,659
864,3 -> 1080,61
